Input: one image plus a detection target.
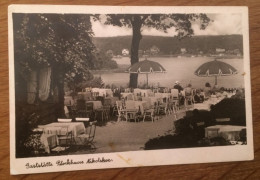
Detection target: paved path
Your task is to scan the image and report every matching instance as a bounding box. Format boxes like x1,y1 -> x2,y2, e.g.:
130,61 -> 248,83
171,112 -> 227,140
92,110 -> 186,153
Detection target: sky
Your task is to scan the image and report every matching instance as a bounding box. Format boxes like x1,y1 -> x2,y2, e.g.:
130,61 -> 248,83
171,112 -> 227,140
92,13 -> 242,37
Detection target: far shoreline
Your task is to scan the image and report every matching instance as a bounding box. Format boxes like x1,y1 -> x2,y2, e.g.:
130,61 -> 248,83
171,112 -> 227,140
91,55 -> 244,74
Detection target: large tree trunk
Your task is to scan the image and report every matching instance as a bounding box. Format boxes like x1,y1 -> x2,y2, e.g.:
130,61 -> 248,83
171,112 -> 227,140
55,66 -> 65,118
129,15 -> 142,88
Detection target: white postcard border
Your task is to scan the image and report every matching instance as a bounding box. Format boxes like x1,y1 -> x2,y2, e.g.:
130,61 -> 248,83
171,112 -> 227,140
8,5 -> 253,175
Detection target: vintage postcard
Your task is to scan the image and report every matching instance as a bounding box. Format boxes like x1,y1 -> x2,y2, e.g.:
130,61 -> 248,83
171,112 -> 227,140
9,5 -> 253,174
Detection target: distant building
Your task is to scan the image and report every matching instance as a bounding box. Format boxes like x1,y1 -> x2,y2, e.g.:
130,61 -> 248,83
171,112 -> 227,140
233,49 -> 242,56
150,45 -> 160,55
180,48 -> 187,54
216,48 -> 226,53
122,49 -> 129,56
144,49 -> 151,56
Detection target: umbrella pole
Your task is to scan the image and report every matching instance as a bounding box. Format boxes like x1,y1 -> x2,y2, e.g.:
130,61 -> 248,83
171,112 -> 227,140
215,76 -> 218,85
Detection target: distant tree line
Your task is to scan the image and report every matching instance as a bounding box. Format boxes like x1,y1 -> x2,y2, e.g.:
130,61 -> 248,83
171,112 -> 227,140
92,35 -> 243,56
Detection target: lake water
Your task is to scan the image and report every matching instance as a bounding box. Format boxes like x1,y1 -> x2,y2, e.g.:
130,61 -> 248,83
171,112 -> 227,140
94,56 -> 244,89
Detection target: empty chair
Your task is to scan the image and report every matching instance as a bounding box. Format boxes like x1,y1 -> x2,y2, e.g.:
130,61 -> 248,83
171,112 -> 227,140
43,126 -> 73,148
95,107 -> 109,122
125,101 -> 138,122
142,97 -> 152,107
115,101 -> 125,121
143,104 -> 158,122
76,99 -> 86,117
57,127 -> 74,147
157,101 -> 172,116
41,134 -> 69,154
77,121 -> 97,149
85,102 -> 94,119
125,101 -> 135,109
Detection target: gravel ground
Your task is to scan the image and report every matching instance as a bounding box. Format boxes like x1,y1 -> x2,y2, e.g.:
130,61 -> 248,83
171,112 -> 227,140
91,110 -> 186,154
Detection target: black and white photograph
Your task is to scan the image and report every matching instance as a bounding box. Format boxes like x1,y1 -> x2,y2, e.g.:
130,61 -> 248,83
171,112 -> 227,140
9,5 -> 253,174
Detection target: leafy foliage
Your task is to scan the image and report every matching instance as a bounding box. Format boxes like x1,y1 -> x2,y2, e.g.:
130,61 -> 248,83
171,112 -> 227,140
94,14 -> 210,38
14,13 -> 97,84
210,98 -> 246,126
93,50 -> 118,69
72,76 -> 105,92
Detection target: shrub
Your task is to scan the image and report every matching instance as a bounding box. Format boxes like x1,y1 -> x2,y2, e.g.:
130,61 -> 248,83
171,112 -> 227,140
210,98 -> 246,126
144,134 -> 197,150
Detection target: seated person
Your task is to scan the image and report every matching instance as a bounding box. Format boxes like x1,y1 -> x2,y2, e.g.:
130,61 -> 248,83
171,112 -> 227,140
173,81 -> 183,93
174,81 -> 184,105
184,84 -> 192,96
194,89 -> 204,103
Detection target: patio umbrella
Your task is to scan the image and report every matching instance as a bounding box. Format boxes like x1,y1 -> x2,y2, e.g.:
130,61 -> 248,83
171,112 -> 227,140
126,59 -> 166,86
194,59 -> 238,85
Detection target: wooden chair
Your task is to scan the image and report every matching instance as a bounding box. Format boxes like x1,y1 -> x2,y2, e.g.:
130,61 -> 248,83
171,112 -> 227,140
116,100 -> 125,121
77,121 -> 97,149
157,102 -> 170,116
168,99 -> 178,120
76,99 -> 86,117
85,102 -> 94,119
57,127 -> 74,147
103,98 -> 112,118
125,101 -> 138,122
143,107 -> 156,122
43,134 -> 69,154
95,107 -> 108,122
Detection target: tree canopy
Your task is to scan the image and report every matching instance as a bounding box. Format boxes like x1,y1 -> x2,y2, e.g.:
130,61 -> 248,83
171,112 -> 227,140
94,14 -> 211,88
13,13 -> 97,84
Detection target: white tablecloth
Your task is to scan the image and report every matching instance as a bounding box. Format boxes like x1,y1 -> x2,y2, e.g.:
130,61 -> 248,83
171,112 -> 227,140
133,88 -> 142,96
42,122 -> 85,137
192,103 -> 211,111
205,125 -> 246,141
40,134 -> 59,154
92,88 -> 113,97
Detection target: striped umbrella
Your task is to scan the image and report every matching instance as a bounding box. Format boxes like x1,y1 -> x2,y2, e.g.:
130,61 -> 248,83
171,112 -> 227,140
194,59 -> 238,85
126,59 -> 166,86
